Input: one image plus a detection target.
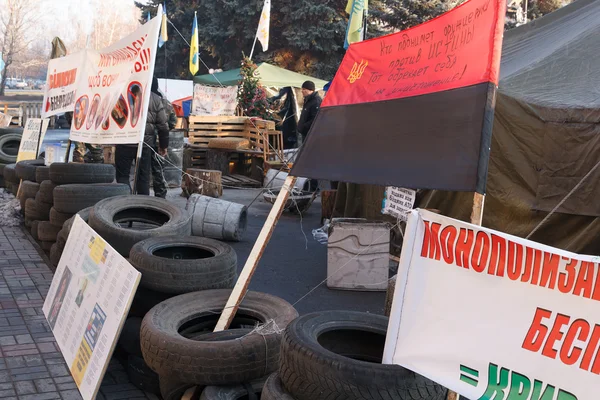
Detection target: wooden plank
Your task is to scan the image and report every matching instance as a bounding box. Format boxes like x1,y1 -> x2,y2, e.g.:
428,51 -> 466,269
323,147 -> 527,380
189,115 -> 248,124
214,175 -> 298,332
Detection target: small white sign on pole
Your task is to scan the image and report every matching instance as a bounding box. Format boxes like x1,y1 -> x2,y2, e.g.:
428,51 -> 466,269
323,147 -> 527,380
381,187 -> 416,221
16,118 -> 49,162
384,209 -> 599,400
42,216 -> 141,400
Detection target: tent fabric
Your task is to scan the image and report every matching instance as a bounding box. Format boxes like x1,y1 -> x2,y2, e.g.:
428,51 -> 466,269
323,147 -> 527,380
333,0 -> 600,254
158,79 -> 194,103
172,96 -> 193,117
194,63 -> 328,89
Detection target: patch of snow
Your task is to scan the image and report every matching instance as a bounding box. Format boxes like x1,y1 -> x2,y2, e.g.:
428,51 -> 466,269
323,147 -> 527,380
0,188 -> 23,227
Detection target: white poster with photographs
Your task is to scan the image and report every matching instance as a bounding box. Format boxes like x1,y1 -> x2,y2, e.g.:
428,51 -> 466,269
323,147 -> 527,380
42,216 -> 141,400
192,84 -> 238,116
69,14 -> 161,144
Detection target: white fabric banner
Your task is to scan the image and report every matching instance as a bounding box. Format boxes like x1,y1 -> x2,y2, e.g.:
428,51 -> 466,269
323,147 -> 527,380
192,84 -> 238,116
42,52 -> 85,118
42,216 -> 141,400
384,209 -> 599,400
69,14 -> 161,144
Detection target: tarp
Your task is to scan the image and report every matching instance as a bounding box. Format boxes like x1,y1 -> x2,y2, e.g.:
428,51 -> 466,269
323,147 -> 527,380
158,78 -> 194,103
194,63 -> 328,89
335,0 -> 600,254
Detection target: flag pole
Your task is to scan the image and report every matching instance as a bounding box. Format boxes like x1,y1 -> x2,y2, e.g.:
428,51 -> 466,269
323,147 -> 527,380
249,35 -> 258,60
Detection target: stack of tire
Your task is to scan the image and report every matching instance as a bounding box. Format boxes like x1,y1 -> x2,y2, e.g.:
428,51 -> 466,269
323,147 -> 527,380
14,160 -> 48,229
30,163 -> 130,266
2,164 -> 19,195
259,311 -> 448,400
0,128 -> 23,192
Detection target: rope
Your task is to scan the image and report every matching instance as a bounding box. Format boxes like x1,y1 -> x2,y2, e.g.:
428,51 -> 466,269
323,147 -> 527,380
526,159 -> 600,239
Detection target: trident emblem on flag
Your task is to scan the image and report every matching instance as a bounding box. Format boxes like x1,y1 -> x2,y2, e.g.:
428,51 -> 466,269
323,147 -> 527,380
347,60 -> 368,83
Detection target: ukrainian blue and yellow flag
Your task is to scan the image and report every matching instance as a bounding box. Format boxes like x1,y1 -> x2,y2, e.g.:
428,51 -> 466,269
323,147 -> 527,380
344,0 -> 368,49
159,2 -> 168,47
190,12 -> 199,76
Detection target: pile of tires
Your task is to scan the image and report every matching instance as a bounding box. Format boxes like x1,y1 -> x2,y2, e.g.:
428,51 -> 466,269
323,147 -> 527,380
139,289 -> 299,400
26,162 -> 130,267
260,310 -> 447,400
16,160 -> 47,228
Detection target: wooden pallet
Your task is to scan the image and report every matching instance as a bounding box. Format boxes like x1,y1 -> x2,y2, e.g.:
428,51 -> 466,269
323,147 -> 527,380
183,147 -> 208,170
221,174 -> 262,188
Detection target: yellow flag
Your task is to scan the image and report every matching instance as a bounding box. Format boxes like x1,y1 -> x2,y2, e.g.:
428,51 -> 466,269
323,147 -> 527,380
189,12 -> 199,76
256,0 -> 271,52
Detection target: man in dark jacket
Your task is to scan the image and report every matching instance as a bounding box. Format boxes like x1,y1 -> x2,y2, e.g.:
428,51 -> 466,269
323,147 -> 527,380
297,80 -> 322,142
150,81 -> 177,198
115,78 -> 169,195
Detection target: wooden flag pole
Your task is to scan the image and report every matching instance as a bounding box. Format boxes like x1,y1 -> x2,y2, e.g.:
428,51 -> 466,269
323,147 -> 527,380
214,175 -> 297,332
447,192 -> 485,400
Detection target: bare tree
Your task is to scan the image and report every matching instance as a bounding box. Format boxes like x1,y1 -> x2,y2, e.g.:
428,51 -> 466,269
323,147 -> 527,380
0,0 -> 36,95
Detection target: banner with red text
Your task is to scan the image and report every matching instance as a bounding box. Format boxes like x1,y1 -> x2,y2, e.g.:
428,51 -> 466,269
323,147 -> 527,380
384,209 -> 598,400
69,14 -> 161,144
42,52 -> 85,118
292,0 -> 506,193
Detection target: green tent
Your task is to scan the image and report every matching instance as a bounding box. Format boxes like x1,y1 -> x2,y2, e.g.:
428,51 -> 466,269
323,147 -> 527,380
194,63 -> 328,89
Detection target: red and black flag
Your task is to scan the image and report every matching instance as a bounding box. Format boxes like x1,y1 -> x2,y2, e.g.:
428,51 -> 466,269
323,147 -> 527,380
291,0 -> 506,193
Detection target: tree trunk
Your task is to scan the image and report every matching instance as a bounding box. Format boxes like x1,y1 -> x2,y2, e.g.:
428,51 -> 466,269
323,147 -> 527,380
182,168 -> 222,198
0,66 -> 8,96
206,149 -> 230,175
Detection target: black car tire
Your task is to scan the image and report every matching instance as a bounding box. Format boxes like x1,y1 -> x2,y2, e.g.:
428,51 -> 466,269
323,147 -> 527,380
53,183 -> 130,214
3,163 -> 17,184
35,166 -> 50,183
126,355 -> 161,396
0,134 -> 21,163
89,196 -> 191,257
261,373 -> 295,400
49,208 -> 73,228
200,377 -> 266,400
15,159 -> 44,181
38,221 -> 62,242
18,180 -> 39,201
37,180 -> 57,204
25,198 -> 50,221
129,236 -> 237,294
141,290 -> 298,385
49,162 -> 115,184
280,311 -> 447,400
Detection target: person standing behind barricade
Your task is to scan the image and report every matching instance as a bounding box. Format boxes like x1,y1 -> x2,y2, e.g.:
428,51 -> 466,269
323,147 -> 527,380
65,112 -> 104,163
115,79 -> 169,195
150,79 -> 177,198
297,80 -> 322,144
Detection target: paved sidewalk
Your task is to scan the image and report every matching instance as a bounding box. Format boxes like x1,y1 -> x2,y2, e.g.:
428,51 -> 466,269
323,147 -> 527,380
0,226 -> 151,400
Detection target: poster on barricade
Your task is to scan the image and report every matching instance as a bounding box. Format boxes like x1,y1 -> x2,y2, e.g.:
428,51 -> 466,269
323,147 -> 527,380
69,12 -> 162,144
381,187 -> 416,221
42,216 -> 141,400
192,84 -> 238,116
0,112 -> 12,127
16,118 -> 50,162
42,51 -> 85,118
384,209 -> 599,400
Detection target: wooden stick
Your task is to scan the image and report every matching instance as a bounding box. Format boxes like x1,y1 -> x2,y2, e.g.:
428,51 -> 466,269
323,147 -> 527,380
214,175 -> 297,332
447,192 -> 485,400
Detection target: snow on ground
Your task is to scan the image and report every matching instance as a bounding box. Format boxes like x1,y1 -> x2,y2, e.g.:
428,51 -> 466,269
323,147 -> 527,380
0,189 -> 23,227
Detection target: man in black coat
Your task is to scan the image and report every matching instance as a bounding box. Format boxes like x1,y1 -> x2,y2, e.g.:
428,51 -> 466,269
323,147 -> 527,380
297,80 -> 322,143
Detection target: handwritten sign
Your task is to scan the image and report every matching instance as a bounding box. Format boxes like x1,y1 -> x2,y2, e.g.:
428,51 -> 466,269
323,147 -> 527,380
17,118 -> 50,162
382,187 -> 416,221
0,112 -> 12,127
323,0 -> 505,107
43,216 -> 140,400
192,84 -> 238,116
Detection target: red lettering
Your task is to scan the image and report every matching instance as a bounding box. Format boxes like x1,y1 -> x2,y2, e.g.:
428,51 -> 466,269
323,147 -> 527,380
487,234 -> 506,276
580,324 -> 600,373
560,319 -> 590,365
540,253 -> 560,289
421,222 -> 441,260
521,247 -> 534,282
530,249 -> 543,285
440,226 -> 457,264
558,257 -> 577,294
592,263 -> 600,301
542,313 -> 570,359
507,242 -> 524,281
455,228 -> 474,269
470,231 -> 490,273
522,308 -> 551,353
573,262 -> 594,298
